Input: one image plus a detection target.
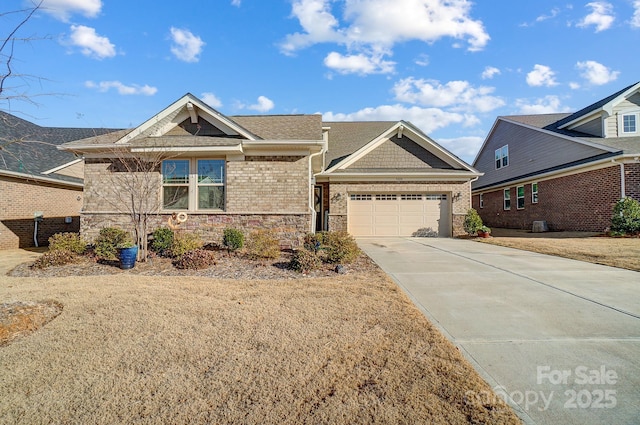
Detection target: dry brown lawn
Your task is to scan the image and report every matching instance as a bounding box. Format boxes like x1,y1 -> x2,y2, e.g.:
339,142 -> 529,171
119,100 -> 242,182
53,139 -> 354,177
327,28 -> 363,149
0,267 -> 520,424
478,228 -> 640,271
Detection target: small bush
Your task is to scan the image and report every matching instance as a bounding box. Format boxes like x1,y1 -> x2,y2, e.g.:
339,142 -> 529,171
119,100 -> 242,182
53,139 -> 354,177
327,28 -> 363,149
322,231 -> 360,264
173,249 -> 216,270
170,232 -> 203,258
611,197 -> 640,234
94,227 -> 132,261
246,229 -> 281,260
463,208 -> 484,235
223,227 -> 244,253
289,249 -> 322,273
48,232 -> 87,254
303,233 -> 323,253
32,249 -> 78,269
151,227 -> 174,256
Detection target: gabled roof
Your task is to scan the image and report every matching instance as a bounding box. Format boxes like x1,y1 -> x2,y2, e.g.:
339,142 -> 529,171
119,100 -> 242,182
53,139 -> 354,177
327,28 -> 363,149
322,120 -> 479,178
0,111 -> 120,185
557,81 -> 640,130
232,115 -> 322,140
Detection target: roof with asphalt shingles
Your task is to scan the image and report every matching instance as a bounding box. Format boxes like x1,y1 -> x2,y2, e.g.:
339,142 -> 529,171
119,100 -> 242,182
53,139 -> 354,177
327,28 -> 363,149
0,111 -> 121,184
323,121 -> 397,168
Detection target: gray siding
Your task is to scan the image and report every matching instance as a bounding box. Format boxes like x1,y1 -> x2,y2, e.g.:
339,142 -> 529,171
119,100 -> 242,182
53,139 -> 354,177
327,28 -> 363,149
348,135 -> 453,170
606,93 -> 640,137
574,117 -> 602,137
473,119 -> 611,190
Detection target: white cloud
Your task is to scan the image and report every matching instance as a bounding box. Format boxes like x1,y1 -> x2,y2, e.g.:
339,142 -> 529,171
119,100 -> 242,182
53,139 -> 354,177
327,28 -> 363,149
576,60 -> 619,85
436,136 -> 485,162
414,54 -> 429,67
324,51 -> 395,75
631,1 -> 640,28
323,104 -> 479,134
481,66 -> 501,80
169,27 -> 205,63
200,92 -> 222,108
41,0 -> 102,22
526,64 -> 558,87
85,81 -> 157,96
569,82 -> 581,90
536,7 -> 560,23
248,96 -> 275,113
281,0 -> 489,73
231,0 -> 241,6
515,95 -> 570,114
392,78 -> 505,113
69,25 -> 115,59
577,2 -> 615,32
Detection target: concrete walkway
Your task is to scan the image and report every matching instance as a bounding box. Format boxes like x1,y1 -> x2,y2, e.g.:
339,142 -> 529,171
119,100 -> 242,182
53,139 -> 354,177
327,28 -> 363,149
358,238 -> 640,425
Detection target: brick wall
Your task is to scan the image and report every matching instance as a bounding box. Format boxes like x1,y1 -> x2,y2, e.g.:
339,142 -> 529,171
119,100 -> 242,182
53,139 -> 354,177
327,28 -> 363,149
327,181 -> 471,236
473,165 -> 622,232
624,163 -> 640,199
0,176 -> 82,249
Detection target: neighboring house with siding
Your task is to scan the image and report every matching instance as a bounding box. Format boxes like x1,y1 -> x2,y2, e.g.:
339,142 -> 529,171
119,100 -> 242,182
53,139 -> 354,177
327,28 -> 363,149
0,111 -> 120,249
471,81 -> 640,232
60,93 -> 480,247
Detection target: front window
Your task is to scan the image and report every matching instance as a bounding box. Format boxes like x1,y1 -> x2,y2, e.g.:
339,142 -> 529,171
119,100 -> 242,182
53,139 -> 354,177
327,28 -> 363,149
479,193 -> 484,209
504,188 -> 511,210
532,183 -> 538,203
623,114 -> 637,133
517,186 -> 525,209
495,145 -> 509,169
162,159 -> 225,210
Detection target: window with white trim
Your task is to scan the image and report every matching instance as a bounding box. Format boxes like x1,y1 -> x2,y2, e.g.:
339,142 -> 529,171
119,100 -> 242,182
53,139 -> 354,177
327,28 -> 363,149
350,194 -> 372,201
504,188 -> 511,210
532,183 -> 538,204
162,159 -> 225,210
622,114 -> 637,134
479,193 -> 484,209
517,185 -> 525,209
495,145 -> 509,169
376,194 -> 397,201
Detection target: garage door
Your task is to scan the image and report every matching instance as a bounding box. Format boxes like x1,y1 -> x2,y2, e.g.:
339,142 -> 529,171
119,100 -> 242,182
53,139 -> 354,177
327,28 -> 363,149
348,193 -> 450,237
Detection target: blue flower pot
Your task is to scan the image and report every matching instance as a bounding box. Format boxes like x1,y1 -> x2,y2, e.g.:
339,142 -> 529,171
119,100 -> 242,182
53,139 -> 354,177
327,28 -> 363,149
119,245 -> 138,269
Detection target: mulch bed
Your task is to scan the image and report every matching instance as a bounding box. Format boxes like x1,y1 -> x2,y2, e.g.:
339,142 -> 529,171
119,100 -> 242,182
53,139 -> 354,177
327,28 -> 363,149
8,250 -> 380,280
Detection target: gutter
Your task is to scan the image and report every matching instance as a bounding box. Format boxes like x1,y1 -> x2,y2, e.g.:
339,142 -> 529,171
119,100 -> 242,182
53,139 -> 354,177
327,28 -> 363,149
611,159 -> 625,199
308,140 -> 328,233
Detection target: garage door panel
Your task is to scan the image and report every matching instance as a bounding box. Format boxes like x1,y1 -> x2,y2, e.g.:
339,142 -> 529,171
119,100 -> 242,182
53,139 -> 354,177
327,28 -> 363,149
348,193 -> 451,237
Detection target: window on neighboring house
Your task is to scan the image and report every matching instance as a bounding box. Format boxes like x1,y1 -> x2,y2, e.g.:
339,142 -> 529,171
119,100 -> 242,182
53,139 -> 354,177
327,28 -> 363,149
622,114 -> 637,133
532,183 -> 538,203
495,145 -> 509,169
479,193 -> 484,209
517,186 -> 525,209
504,188 -> 511,210
162,159 -> 225,210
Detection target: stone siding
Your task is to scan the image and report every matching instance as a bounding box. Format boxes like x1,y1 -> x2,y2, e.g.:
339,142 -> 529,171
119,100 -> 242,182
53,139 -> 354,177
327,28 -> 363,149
473,165 -> 622,232
0,176 -> 82,249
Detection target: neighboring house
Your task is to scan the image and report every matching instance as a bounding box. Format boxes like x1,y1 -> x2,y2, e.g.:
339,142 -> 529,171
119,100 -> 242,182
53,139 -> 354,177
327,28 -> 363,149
0,111 -> 119,249
60,93 -> 480,247
471,81 -> 640,232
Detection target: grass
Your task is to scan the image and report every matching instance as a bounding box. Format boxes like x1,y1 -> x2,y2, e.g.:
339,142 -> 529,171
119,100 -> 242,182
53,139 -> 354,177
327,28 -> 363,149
0,269 -> 521,424
477,228 -> 640,271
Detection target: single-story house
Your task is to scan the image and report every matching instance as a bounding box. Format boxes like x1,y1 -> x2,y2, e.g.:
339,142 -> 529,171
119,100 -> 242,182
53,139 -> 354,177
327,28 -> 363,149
60,93 -> 481,247
471,81 -> 640,232
0,111 -> 118,249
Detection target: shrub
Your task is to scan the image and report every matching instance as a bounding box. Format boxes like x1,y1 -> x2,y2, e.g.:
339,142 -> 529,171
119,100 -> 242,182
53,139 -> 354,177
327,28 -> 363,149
289,249 -> 322,273
94,227 -> 132,261
463,208 -> 484,235
223,227 -> 244,253
246,229 -> 281,260
611,197 -> 640,234
151,227 -> 174,256
32,249 -> 78,269
173,249 -> 216,270
48,232 -> 87,254
170,232 -> 203,258
322,231 -> 360,264
303,233 -> 323,253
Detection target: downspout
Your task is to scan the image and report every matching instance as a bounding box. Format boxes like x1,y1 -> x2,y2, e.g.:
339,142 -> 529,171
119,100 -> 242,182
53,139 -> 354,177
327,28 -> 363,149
469,176 -> 480,209
34,220 -> 39,247
308,142 -> 327,233
611,159 -> 625,199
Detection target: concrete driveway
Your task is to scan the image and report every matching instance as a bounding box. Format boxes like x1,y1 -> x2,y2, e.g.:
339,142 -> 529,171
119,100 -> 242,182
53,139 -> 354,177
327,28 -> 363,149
358,237 -> 640,425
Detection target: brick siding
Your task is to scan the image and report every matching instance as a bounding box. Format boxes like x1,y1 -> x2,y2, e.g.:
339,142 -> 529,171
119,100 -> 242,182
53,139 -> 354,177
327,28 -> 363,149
473,165 -> 622,232
0,176 -> 82,249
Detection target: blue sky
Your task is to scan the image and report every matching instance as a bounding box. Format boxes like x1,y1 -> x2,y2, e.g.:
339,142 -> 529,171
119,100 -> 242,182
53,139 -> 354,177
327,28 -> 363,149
3,0 -> 639,162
